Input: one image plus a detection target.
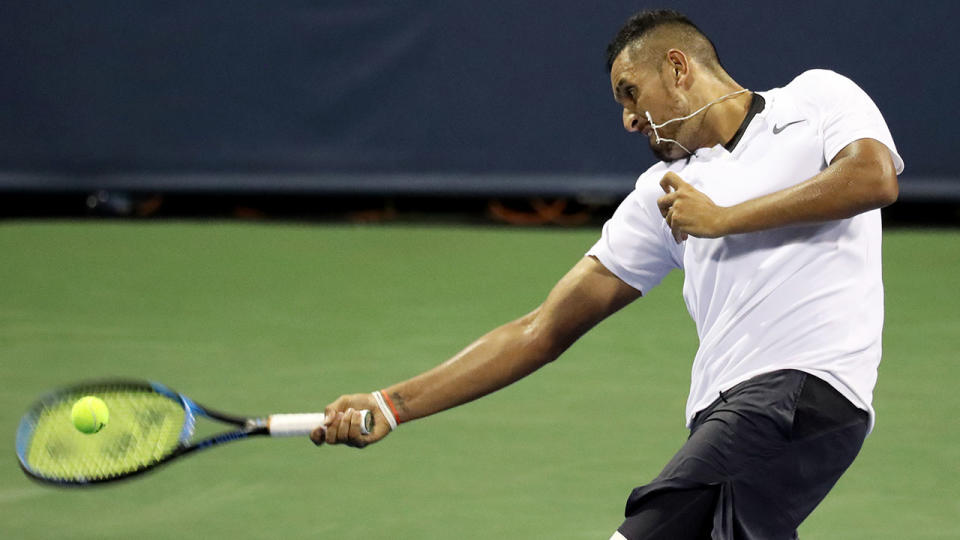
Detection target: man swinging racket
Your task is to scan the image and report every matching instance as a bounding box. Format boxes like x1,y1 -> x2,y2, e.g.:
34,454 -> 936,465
312,9 -> 903,539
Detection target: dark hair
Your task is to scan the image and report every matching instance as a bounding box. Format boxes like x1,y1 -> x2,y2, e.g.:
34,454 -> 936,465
605,9 -> 720,72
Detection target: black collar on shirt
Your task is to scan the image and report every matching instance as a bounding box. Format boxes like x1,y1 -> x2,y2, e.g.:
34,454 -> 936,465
724,93 -> 766,152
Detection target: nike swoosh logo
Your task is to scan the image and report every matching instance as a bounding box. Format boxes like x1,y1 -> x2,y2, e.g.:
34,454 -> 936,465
773,120 -> 806,134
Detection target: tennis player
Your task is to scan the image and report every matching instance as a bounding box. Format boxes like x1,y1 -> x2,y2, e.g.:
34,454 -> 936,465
313,9 -> 903,539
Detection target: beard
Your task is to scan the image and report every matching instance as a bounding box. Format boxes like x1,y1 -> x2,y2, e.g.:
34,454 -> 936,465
644,112 -> 695,162
648,138 -> 682,162
647,134 -> 688,162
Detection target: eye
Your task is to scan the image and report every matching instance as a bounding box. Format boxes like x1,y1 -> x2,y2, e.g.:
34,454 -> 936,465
626,86 -> 638,101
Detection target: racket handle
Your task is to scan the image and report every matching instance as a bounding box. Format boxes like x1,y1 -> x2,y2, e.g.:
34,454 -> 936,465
268,410 -> 372,437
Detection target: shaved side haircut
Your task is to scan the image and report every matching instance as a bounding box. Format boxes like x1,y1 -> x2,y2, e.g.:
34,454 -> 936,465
606,9 -> 724,74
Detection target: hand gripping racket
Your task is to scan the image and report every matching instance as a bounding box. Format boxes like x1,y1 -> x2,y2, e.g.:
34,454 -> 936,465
15,379 -> 371,486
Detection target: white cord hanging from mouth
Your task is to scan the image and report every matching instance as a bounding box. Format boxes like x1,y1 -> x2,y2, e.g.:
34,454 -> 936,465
644,88 -> 750,155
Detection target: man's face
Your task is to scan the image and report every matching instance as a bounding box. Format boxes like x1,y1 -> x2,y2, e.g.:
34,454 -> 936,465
610,48 -> 687,162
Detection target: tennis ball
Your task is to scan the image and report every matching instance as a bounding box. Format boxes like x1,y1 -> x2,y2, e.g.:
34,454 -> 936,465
71,396 -> 109,434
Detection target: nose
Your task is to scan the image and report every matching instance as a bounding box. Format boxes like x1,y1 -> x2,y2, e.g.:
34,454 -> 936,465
623,109 -> 640,132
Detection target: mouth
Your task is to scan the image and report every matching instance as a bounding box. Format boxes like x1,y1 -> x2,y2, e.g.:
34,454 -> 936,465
637,118 -> 654,138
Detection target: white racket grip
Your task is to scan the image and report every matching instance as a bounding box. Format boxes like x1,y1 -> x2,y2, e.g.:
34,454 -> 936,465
268,411 -> 371,437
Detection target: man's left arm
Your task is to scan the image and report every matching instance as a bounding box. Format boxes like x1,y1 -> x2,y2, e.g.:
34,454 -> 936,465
657,137 -> 899,242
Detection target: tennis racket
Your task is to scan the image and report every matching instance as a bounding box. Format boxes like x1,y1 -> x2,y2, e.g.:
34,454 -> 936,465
15,379 -> 371,486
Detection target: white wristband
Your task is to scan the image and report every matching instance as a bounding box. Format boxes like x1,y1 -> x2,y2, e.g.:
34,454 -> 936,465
372,391 -> 398,431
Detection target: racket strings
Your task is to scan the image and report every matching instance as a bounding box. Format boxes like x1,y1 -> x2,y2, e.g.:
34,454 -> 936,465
23,389 -> 185,482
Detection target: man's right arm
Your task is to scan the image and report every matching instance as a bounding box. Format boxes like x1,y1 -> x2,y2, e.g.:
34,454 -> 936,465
313,255 -> 642,447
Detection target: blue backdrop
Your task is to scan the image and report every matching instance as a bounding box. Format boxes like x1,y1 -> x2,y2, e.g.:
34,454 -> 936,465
0,1 -> 953,198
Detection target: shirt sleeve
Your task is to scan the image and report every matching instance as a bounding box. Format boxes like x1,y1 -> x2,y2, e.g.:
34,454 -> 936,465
586,176 -> 681,295
791,69 -> 904,174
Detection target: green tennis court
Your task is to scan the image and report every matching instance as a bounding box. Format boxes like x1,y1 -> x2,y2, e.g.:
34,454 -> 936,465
1,222 -> 957,539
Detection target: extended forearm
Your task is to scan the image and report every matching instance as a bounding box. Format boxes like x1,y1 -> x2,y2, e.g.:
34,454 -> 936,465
382,312 -> 560,423
314,257 -> 639,447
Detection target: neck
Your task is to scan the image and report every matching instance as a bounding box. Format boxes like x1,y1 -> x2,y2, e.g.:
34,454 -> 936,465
691,79 -> 752,149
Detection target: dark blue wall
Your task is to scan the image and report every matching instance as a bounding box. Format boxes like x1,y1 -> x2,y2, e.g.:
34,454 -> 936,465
0,1 -> 953,195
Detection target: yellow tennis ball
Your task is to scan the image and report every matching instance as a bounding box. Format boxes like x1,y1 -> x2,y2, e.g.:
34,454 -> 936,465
71,396 -> 109,434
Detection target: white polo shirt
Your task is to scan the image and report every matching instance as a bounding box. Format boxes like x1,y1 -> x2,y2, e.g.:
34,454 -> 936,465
588,69 -> 904,432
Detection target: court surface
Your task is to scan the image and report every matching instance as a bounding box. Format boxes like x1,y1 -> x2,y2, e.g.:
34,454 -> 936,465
1,222 -> 957,539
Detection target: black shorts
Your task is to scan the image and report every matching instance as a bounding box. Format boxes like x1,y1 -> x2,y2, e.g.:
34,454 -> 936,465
617,370 -> 869,540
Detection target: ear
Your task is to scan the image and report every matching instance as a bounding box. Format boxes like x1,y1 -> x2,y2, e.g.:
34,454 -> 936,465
665,49 -> 690,88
